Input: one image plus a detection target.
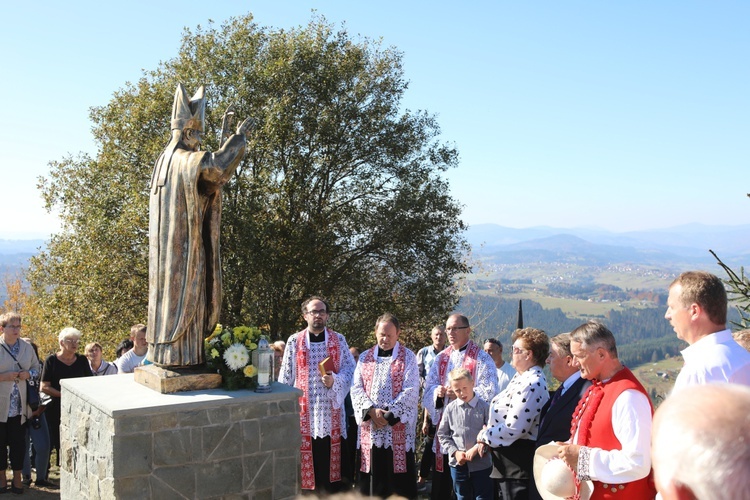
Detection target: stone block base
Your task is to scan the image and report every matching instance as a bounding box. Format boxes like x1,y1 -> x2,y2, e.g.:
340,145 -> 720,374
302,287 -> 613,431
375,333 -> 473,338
60,375 -> 302,499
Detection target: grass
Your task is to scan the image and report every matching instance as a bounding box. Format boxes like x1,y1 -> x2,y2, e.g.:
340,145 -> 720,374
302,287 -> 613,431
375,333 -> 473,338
474,285 -> 652,318
630,356 -> 683,408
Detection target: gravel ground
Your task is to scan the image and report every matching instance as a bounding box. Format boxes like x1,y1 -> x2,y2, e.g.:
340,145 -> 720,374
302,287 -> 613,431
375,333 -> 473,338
4,463 -> 60,499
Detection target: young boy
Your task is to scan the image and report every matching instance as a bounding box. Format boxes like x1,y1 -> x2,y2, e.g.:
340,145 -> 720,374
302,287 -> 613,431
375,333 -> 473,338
437,368 -> 493,500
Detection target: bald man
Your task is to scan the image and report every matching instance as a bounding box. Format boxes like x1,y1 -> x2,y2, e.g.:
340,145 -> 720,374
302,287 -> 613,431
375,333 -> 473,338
652,383 -> 750,500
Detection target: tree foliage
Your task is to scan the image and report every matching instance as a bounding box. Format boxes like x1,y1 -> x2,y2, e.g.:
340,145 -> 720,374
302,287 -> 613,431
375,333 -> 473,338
1,274 -> 57,359
28,14 -> 469,352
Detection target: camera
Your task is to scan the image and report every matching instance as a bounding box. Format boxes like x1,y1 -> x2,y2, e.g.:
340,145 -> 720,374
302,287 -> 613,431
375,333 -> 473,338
27,379 -> 39,412
30,417 -> 41,430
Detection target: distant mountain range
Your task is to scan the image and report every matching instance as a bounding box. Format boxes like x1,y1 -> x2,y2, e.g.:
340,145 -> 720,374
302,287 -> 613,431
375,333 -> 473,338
466,223 -> 750,268
0,239 -> 45,270
2,223 -> 749,271
0,239 -> 45,255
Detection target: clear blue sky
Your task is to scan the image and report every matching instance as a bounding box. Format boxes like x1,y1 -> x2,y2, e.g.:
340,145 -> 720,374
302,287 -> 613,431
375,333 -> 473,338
2,1 -> 749,239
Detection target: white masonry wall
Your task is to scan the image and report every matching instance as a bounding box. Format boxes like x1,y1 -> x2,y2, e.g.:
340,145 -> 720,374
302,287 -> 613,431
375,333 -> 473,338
60,375 -> 301,499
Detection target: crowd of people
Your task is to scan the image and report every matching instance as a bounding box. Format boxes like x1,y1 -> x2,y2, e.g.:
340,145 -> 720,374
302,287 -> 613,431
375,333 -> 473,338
275,270 -> 750,500
1,269 -> 750,498
0,314 -> 148,494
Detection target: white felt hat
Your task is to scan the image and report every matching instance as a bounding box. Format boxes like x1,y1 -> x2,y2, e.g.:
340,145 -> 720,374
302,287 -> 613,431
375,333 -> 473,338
533,443 -> 593,500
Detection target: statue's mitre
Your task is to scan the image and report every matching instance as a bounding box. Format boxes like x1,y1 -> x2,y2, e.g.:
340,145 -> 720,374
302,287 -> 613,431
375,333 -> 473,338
170,83 -> 205,132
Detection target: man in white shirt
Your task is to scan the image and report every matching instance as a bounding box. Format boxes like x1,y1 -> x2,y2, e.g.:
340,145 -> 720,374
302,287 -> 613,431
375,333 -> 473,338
116,324 -> 148,373
530,333 -> 590,500
665,271 -> 750,391
483,337 -> 516,391
557,321 -> 656,499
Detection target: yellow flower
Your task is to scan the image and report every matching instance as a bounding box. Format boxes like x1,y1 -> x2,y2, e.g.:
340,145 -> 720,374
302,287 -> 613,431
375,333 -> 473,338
234,327 -> 248,342
221,332 -> 232,347
248,326 -> 262,342
244,365 -> 257,378
246,341 -> 258,350
210,348 -> 220,359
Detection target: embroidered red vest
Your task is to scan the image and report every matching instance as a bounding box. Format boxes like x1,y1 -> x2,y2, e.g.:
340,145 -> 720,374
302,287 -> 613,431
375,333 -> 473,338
575,368 -> 657,500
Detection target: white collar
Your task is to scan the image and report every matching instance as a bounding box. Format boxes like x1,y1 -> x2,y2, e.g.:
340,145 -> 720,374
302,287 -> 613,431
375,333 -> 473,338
376,342 -> 400,358
561,371 -> 582,393
304,327 -> 329,348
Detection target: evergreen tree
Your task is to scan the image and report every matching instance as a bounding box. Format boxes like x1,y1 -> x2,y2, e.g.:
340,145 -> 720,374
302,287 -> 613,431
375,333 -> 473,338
712,249 -> 750,329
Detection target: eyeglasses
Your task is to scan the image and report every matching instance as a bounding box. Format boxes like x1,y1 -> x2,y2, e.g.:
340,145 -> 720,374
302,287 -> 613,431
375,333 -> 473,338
512,345 -> 528,355
305,309 -> 327,317
64,339 -> 80,345
445,326 -> 469,333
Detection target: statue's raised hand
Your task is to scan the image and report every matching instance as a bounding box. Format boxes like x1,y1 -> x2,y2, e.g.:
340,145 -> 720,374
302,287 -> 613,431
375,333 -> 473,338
237,117 -> 255,136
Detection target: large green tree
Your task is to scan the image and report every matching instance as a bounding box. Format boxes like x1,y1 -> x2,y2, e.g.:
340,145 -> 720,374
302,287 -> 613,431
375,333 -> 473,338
28,14 -> 469,352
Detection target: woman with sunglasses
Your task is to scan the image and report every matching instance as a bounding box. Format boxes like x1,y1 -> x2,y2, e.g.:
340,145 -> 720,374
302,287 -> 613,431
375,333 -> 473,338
477,327 -> 550,500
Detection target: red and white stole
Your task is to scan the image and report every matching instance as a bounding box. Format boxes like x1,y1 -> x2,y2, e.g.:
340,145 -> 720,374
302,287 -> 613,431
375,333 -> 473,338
295,328 -> 342,490
434,340 -> 480,472
358,343 -> 408,474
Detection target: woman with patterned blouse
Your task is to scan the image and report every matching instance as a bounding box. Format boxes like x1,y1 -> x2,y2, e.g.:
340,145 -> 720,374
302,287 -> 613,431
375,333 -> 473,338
0,312 -> 41,494
477,327 -> 550,500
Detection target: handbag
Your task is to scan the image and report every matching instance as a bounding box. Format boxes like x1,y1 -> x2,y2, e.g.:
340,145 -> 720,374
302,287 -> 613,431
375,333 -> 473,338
25,379 -> 40,411
1,343 -> 40,411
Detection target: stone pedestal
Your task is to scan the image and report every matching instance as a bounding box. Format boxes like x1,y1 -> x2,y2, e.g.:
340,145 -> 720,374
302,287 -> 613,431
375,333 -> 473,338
60,375 -> 302,499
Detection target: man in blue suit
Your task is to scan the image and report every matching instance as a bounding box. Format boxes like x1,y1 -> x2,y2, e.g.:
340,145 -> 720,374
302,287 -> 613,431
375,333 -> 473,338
529,333 -> 591,500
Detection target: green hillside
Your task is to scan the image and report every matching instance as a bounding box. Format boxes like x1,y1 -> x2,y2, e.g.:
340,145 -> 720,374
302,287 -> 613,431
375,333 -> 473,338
459,294 -> 685,368
631,356 -> 683,407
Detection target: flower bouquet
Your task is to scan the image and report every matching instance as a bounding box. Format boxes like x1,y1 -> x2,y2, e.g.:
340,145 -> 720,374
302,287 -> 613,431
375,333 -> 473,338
205,324 -> 261,390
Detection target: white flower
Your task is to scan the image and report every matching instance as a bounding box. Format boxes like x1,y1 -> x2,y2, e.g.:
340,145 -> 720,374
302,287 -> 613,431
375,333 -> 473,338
223,343 -> 250,371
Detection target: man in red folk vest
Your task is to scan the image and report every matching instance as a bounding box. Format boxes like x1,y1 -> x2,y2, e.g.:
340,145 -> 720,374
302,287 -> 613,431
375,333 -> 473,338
278,296 -> 357,495
557,321 -> 656,500
423,314 -> 499,500
350,313 -> 420,498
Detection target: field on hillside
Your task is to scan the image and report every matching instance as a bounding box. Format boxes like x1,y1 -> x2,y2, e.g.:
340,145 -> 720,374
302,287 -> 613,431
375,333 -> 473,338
631,356 -> 683,407
472,285 -> 655,318
462,261 -> 675,318
467,261 -> 677,288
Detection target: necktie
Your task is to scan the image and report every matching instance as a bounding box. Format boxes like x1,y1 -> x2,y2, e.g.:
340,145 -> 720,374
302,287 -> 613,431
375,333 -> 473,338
550,385 -> 564,407
539,386 -> 564,431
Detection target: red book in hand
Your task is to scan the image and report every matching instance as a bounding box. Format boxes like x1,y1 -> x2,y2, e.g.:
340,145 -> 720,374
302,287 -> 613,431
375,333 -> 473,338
318,357 -> 336,376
